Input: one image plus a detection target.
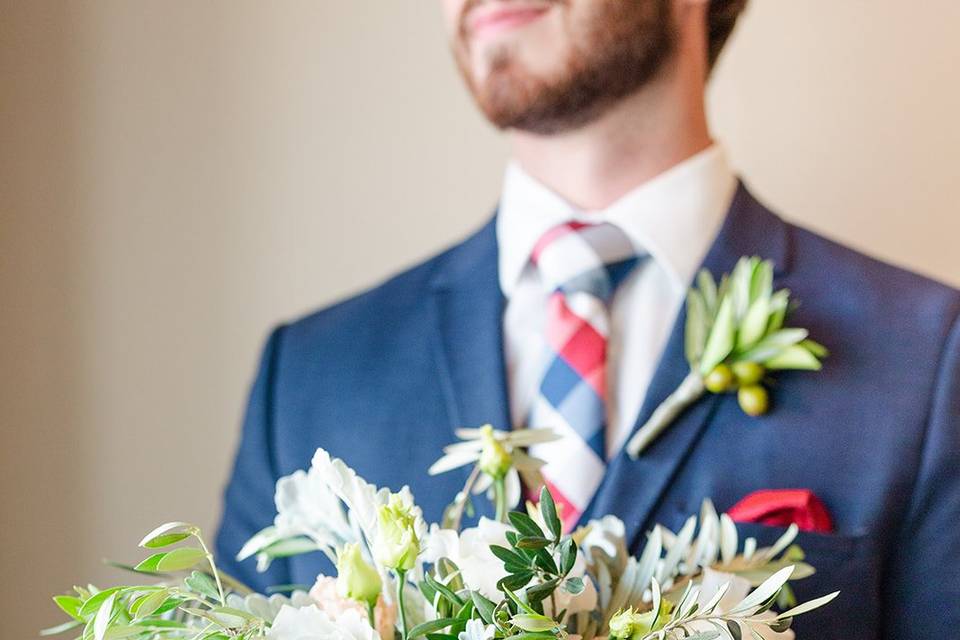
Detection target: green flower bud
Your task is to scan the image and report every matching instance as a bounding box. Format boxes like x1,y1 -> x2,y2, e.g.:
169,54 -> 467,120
374,494 -> 421,572
738,384 -> 770,417
336,542 -> 381,606
732,361 -> 765,386
478,424 -> 512,480
608,602 -> 672,640
704,363 -> 734,394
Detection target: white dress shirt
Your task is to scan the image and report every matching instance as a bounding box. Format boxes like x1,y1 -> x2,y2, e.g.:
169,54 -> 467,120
496,143 -> 738,459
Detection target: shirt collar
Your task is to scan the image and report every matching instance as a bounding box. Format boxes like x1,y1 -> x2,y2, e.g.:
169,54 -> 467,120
496,143 -> 738,297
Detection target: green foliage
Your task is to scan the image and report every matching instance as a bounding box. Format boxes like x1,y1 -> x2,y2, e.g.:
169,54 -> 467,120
42,524 -> 262,640
686,257 -> 827,377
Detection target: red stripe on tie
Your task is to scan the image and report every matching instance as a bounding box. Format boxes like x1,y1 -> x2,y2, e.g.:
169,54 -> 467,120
546,296 -> 607,396
531,221 -> 590,264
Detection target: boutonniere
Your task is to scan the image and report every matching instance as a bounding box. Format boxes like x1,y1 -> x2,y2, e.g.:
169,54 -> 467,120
626,256 -> 828,458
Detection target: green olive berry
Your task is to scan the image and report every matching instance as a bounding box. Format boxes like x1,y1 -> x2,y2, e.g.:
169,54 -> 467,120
704,364 -> 734,394
732,361 -> 766,386
738,384 -> 770,417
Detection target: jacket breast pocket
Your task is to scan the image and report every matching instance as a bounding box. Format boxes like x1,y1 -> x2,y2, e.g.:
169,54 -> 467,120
730,522 -> 879,640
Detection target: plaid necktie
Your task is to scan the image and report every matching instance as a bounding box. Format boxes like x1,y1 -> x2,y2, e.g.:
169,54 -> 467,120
526,221 -> 642,531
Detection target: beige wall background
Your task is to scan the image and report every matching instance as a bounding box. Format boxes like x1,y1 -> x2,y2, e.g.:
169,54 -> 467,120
2,1 -> 958,636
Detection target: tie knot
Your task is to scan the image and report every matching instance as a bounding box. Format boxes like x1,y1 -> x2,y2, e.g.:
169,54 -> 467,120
531,221 -> 641,303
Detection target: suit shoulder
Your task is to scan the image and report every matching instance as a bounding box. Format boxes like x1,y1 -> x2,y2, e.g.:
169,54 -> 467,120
786,219 -> 960,326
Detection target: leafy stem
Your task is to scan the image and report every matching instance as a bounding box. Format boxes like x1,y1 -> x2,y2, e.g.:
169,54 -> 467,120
493,476 -> 508,522
193,529 -> 226,606
395,569 -> 409,640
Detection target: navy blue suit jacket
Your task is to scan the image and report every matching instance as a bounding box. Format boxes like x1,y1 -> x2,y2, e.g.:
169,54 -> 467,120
215,181 -> 960,638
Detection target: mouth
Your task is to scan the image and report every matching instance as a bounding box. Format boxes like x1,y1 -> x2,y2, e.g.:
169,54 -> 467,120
465,2 -> 552,41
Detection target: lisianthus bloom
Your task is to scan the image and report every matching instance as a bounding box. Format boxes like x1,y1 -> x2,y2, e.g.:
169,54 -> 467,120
478,426 -> 512,479
608,601 -> 671,640
336,542 -> 381,607
266,605 -> 379,640
375,493 -> 421,572
309,576 -> 396,640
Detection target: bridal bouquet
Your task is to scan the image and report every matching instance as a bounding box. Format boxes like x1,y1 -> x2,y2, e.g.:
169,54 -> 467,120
45,426 -> 837,640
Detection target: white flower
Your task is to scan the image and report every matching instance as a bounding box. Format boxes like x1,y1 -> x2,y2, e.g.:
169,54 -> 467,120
579,515 -> 627,561
424,518 -> 510,600
275,469 -> 353,548
429,426 -> 560,511
309,575 -> 397,640
267,605 -> 380,640
458,619 -> 495,640
691,569 -> 795,640
236,462 -> 355,567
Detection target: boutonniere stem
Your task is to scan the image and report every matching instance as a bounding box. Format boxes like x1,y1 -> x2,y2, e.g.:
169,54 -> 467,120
626,257 -> 827,459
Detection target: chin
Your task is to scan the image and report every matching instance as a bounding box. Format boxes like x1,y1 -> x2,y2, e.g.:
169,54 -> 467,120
471,40 -> 567,91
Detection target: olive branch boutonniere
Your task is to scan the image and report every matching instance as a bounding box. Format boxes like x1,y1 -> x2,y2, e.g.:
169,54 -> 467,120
626,256 -> 828,458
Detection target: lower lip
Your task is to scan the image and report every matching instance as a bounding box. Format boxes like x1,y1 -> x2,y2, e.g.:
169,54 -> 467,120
469,6 -> 550,39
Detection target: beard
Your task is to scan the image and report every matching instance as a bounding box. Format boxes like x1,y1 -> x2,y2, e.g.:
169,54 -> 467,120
453,0 -> 677,135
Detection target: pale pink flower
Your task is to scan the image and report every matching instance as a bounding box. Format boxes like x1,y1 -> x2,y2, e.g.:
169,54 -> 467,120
309,576 -> 397,640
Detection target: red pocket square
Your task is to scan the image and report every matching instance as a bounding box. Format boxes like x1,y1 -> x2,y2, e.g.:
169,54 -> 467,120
727,489 -> 834,533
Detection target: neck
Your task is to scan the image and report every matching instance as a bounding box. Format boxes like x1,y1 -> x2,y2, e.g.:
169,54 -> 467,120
507,15 -> 713,211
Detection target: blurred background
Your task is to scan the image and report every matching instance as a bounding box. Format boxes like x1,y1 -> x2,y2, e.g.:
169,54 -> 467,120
2,1 -> 958,636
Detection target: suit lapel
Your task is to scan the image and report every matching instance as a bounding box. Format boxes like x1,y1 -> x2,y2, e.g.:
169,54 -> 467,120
429,214 -> 512,439
583,180 -> 793,550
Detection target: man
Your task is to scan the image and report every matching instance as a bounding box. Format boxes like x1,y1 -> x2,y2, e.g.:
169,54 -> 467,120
216,1 -> 960,637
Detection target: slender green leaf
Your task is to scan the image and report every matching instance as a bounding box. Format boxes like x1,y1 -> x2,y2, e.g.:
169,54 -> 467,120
408,617 -> 457,638
143,532 -> 192,549
53,595 -> 84,621
726,620 -> 743,640
738,296 -> 770,350
697,269 -> 718,315
155,547 -> 206,572
186,572 -> 221,601
490,545 -> 527,568
738,328 -> 808,363
511,614 -> 557,632
515,536 -> 552,550
93,592 -> 116,640
133,553 -> 167,574
424,571 -> 465,607
764,345 -> 821,371
775,591 -> 840,619
508,513 -> 544,539
40,620 -> 83,636
558,539 -> 576,576
131,589 -> 169,619
729,566 -> 794,614
699,296 -> 736,374
78,588 -> 124,619
471,591 -> 496,625
138,522 -> 195,548
685,289 -> 708,366
538,488 -> 561,542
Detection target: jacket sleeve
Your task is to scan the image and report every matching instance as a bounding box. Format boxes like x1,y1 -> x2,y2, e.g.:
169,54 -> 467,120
214,325 -> 292,593
882,306 -> 960,637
